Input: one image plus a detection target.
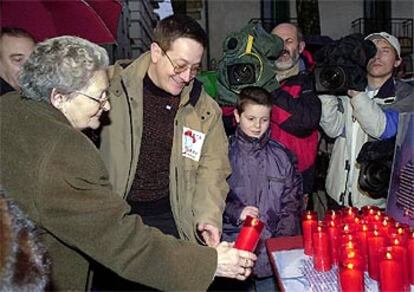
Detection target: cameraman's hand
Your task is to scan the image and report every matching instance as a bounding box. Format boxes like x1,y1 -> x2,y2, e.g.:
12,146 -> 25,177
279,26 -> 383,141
214,242 -> 257,280
347,89 -> 363,98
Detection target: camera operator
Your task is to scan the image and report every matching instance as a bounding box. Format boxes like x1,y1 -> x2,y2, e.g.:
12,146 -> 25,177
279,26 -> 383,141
319,32 -> 413,208
270,23 -> 322,201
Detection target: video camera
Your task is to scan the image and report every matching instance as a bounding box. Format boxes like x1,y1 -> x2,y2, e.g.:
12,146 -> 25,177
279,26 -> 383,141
314,33 -> 377,95
357,137 -> 395,199
216,22 -> 284,105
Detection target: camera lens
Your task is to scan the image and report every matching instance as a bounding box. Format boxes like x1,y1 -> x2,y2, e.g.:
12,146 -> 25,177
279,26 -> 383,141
227,63 -> 256,86
359,161 -> 391,199
319,66 -> 346,90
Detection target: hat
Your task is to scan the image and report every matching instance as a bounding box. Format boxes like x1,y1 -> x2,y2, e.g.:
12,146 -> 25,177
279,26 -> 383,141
365,32 -> 401,58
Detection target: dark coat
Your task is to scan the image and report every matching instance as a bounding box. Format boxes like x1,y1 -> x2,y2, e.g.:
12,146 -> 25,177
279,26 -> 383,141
0,93 -> 217,291
270,52 -> 321,173
222,127 -> 303,278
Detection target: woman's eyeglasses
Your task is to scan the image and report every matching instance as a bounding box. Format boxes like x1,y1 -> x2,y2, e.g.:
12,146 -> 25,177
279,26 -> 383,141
73,90 -> 109,109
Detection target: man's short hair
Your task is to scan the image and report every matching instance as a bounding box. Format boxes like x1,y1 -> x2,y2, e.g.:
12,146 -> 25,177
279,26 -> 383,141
153,15 -> 207,51
0,27 -> 36,42
236,86 -> 272,114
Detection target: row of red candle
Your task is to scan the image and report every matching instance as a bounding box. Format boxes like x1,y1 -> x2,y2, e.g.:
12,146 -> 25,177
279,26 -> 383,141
302,208 -> 414,292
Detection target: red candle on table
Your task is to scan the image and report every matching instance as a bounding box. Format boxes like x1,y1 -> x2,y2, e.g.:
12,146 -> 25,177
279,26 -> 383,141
339,258 -> 364,292
325,209 -> 341,224
391,223 -> 409,245
390,238 -> 409,291
367,230 -> 386,281
407,231 -> 414,285
379,247 -> 405,292
312,222 -> 331,271
234,215 -> 264,251
327,220 -> 340,265
302,211 -> 317,255
342,207 -> 359,224
357,222 -> 369,265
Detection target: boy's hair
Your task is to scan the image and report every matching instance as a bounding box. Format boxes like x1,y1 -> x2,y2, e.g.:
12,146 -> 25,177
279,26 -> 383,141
236,86 -> 272,114
153,15 -> 207,51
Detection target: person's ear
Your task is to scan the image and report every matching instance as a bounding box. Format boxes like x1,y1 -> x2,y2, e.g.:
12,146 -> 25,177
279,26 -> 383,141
234,108 -> 241,124
150,42 -> 162,63
394,57 -> 402,69
50,88 -> 67,110
299,41 -> 305,54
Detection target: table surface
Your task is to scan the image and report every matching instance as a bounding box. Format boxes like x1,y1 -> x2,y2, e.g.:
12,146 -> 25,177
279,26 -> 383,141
265,236 -> 414,292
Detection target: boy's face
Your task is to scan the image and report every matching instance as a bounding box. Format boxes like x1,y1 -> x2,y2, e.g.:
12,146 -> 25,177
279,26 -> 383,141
234,103 -> 271,138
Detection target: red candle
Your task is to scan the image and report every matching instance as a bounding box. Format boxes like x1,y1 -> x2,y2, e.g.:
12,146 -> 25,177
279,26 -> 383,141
407,231 -> 414,285
367,230 -> 386,280
339,259 -> 364,292
391,224 -> 409,245
342,207 -> 359,224
362,207 -> 380,224
325,209 -> 341,224
390,239 -> 409,290
327,220 -> 340,265
234,215 -> 264,251
379,248 -> 404,292
312,223 -> 331,271
302,211 -> 317,255
357,223 -> 369,265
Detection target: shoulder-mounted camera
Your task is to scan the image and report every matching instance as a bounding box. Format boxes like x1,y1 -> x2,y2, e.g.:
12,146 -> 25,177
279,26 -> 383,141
216,22 -> 284,105
314,34 -> 377,95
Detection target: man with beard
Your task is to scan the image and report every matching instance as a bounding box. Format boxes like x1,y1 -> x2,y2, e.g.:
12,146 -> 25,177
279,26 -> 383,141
270,23 -> 321,202
319,32 -> 413,208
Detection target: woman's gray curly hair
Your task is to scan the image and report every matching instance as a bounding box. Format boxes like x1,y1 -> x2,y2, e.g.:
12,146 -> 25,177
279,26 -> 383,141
19,36 -> 109,102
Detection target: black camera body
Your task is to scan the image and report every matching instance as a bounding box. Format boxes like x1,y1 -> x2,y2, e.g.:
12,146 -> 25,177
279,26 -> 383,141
314,65 -> 353,94
314,34 -> 377,95
357,137 -> 395,199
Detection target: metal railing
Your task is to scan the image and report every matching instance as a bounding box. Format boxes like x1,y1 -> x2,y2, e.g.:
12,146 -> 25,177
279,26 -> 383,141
351,18 -> 413,54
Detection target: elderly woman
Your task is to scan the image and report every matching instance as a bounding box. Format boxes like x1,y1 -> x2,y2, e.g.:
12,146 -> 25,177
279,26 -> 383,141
0,36 -> 256,291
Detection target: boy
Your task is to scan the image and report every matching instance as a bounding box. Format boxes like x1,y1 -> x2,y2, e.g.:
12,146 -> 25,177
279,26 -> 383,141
222,86 -> 304,291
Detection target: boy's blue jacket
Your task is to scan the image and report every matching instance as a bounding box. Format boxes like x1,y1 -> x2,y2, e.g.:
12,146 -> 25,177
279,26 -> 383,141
222,127 -> 304,278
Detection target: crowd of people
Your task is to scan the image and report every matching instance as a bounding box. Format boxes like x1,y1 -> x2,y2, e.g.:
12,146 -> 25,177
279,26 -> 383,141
0,13 -> 412,291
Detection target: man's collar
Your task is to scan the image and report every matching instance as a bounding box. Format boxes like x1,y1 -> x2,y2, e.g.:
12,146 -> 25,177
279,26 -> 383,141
276,62 -> 300,82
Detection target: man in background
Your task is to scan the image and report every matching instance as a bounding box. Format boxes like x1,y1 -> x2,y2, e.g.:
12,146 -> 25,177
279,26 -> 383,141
0,27 -> 35,95
319,32 -> 413,208
270,23 -> 321,202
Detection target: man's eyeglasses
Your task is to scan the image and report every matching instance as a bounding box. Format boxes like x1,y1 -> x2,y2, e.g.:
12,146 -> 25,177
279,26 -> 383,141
73,90 -> 109,109
160,47 -> 201,76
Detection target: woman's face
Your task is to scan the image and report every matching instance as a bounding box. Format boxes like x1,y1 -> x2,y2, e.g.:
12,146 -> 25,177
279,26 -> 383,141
59,70 -> 110,130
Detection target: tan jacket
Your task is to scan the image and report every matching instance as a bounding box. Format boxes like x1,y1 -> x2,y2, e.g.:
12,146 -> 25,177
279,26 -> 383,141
100,52 -> 231,242
0,93 -> 217,291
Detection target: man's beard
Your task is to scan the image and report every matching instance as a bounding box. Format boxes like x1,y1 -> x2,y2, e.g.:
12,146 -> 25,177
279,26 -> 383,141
275,50 -> 300,71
